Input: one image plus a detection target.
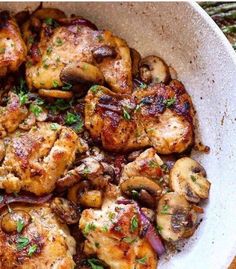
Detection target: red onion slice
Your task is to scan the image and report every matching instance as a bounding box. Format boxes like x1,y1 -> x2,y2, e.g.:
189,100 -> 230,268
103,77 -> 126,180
0,193 -> 52,210
58,17 -> 98,30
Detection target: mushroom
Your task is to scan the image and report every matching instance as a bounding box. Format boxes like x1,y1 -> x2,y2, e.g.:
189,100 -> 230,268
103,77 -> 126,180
60,62 -> 105,85
38,89 -> 73,99
156,192 -> 198,242
15,10 -> 30,26
32,8 -> 66,21
170,157 -> 211,203
139,55 -> 170,84
1,210 -> 31,234
67,181 -> 103,208
120,176 -> 162,208
50,197 -> 80,224
92,45 -> 117,63
130,48 -> 141,77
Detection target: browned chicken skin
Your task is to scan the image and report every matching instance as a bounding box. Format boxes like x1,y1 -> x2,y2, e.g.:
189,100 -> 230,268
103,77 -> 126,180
25,17 -> 132,94
0,203 -> 76,269
0,11 -> 27,77
0,122 -> 79,195
85,80 -> 194,154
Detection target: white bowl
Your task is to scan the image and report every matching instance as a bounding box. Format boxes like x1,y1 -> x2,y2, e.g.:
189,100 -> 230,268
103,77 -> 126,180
2,2 -> 236,268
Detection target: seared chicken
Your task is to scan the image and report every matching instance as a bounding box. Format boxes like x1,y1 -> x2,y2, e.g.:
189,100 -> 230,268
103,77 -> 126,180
85,80 -> 194,154
0,203 -> 76,268
0,122 -> 79,195
26,17 -> 132,94
0,92 -> 28,138
0,11 -> 27,77
79,198 -> 157,269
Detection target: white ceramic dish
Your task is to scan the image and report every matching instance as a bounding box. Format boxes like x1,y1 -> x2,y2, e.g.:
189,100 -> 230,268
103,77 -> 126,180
1,2 -> 236,269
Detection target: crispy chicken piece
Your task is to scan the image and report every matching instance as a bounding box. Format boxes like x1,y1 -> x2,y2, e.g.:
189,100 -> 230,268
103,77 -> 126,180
26,18 -> 132,94
79,198 -> 157,269
0,122 -> 79,195
85,80 -> 194,154
0,203 -> 76,268
0,92 -> 28,138
0,11 -> 27,77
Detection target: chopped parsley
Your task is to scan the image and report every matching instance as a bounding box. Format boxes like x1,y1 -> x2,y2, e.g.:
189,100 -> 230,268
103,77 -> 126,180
139,82 -> 147,89
160,204 -> 170,215
161,163 -> 169,173
18,91 -> 28,106
108,212 -> 116,221
95,242 -> 100,248
62,82 -> 72,91
55,37 -> 63,46
90,85 -> 99,94
50,123 -> 59,131
156,224 -> 163,233
82,167 -> 90,176
131,190 -> 139,200
102,225 -> 108,232
28,244 -> 38,256
48,99 -> 71,112
52,80 -> 59,88
136,256 -> 147,265
65,112 -> 80,125
163,97 -> 176,107
42,59 -> 49,69
130,215 -> 138,233
29,104 -> 43,117
44,17 -> 53,26
87,258 -> 104,269
191,175 -> 197,182
148,160 -> 159,168
16,236 -> 30,250
83,223 -> 96,236
122,237 -> 138,244
46,46 -> 53,55
97,34 -> 104,42
16,219 -> 24,233
28,36 -> 34,44
123,107 -> 131,120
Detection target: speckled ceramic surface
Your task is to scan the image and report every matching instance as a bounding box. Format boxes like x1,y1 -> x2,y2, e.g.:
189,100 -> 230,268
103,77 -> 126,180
1,2 -> 236,269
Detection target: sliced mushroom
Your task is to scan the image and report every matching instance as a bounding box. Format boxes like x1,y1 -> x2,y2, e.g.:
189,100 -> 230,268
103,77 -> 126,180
38,89 -> 73,99
130,48 -> 141,77
32,8 -> 66,21
15,10 -> 30,26
170,157 -> 211,203
67,181 -> 90,204
50,197 -> 80,224
92,45 -> 117,63
1,210 -> 31,234
139,55 -> 170,84
156,192 -> 198,242
60,62 -> 105,85
120,176 -> 162,207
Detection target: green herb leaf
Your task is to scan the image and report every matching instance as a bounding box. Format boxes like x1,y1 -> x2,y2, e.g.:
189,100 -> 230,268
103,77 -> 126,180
65,112 -> 80,125
123,108 -> 131,120
148,160 -> 159,168
42,59 -> 49,69
108,212 -> 116,221
82,167 -> 90,176
139,82 -> 147,89
0,47 -> 6,54
163,98 -> 176,108
29,104 -> 43,117
28,36 -> 34,44
62,82 -> 72,91
97,34 -> 104,42
18,91 -> 28,106
87,258 -> 104,269
122,237 -> 137,244
16,219 -> 24,233
28,244 -> 38,256
55,37 -> 63,46
95,242 -> 100,248
16,236 -> 30,250
46,46 -> 53,55
160,204 -> 170,215
44,17 -> 53,26
50,123 -> 59,131
136,256 -> 147,265
156,224 -> 163,233
191,175 -> 197,182
52,80 -> 59,88
83,223 -> 96,236
90,85 -> 99,94
130,215 -> 138,233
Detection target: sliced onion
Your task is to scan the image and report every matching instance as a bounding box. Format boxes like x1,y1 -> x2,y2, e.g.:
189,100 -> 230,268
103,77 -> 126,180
116,198 -> 134,205
58,17 -> 98,30
140,211 -> 165,256
0,193 -> 52,210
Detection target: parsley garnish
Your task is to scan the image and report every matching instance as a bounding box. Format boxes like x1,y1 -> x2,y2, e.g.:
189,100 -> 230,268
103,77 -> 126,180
102,225 -> 108,232
156,224 -> 163,233
130,215 -> 138,233
95,242 -> 100,248
191,175 -> 197,182
160,204 -> 170,215
29,104 -> 43,117
90,85 -> 99,94
18,91 -> 28,106
123,108 -> 131,120
55,37 -> 63,46
28,244 -> 38,256
97,34 -> 104,42
16,236 -> 30,250
28,36 -> 34,44
83,223 -> 96,236
50,123 -> 59,131
82,167 -> 90,176
87,258 -> 104,269
46,46 -> 53,55
163,98 -> 176,107
0,47 -> 6,54
131,190 -> 139,200
16,219 -> 24,233
44,17 -> 53,25
108,212 -> 116,221
65,112 -> 80,125
139,82 -> 147,89
122,237 -> 137,244
52,80 -> 59,88
42,59 -> 49,69
62,82 -> 72,91
148,160 -> 159,168
136,256 -> 147,265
